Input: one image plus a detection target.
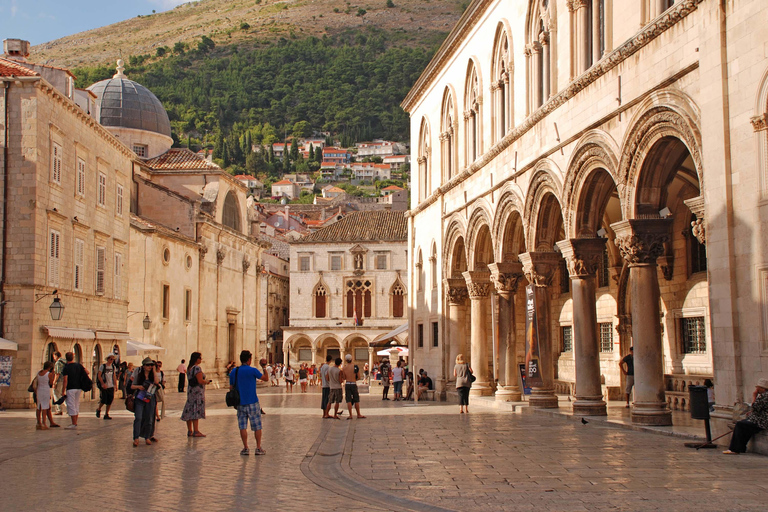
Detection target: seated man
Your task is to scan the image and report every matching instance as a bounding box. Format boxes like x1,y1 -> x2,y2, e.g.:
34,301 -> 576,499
416,371 -> 433,400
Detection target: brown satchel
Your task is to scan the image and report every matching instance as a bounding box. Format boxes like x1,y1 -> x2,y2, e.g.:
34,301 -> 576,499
125,393 -> 135,412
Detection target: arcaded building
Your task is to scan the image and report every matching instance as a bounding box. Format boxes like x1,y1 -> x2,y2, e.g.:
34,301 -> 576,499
402,0 -> 768,449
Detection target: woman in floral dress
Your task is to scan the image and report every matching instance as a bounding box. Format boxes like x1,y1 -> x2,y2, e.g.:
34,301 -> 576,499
180,352 -> 211,437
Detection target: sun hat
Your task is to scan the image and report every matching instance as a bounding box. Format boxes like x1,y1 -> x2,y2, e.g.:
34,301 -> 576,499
345,354 -> 353,362
141,357 -> 155,366
757,378 -> 768,389
105,354 -> 115,361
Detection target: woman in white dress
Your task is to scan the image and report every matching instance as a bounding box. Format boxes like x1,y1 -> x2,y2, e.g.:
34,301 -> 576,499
35,361 -> 59,429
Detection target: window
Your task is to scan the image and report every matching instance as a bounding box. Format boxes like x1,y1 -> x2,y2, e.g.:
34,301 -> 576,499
48,230 -> 61,287
492,24 -> 512,142
133,144 -> 147,158
331,255 -> 342,271
598,246 -> 610,288
299,349 -> 312,361
464,62 -> 481,164
76,158 -> 86,196
300,256 -> 310,272
599,322 -> 613,353
562,326 -> 573,353
418,118 -> 430,202
51,142 -> 62,184
417,251 -> 424,291
392,282 -> 405,318
95,246 -> 106,294
430,252 -> 437,289
376,254 -> 387,270
560,259 -> 570,294
345,279 -> 372,319
354,348 -> 368,361
114,252 -> 122,299
418,323 -> 424,348
162,284 -> 170,319
432,321 -> 439,348
681,317 -> 707,354
185,289 -> 192,322
98,172 -> 106,207
73,238 -> 84,291
222,191 -> 241,232
441,88 -> 456,181
314,284 -> 327,318
116,184 -> 124,216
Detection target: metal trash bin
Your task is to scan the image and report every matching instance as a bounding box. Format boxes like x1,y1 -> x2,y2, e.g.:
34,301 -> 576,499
689,385 -> 710,420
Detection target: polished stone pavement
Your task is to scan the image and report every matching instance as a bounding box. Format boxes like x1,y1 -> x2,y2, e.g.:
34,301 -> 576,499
1,386 -> 767,511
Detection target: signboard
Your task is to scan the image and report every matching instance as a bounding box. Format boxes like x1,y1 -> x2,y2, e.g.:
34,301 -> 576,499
518,363 -> 532,395
0,356 -> 12,387
524,284 -> 543,387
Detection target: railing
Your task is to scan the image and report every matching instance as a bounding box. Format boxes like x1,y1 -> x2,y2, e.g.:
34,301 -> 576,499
664,373 -> 713,412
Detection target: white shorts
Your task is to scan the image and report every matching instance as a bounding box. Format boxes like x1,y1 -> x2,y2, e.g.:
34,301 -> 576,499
299,378 -> 308,384
66,389 -> 81,416
625,375 -> 635,394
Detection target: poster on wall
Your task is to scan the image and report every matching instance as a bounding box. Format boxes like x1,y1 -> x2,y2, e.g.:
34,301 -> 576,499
524,284 -> 543,387
0,356 -> 12,387
518,363 -> 532,395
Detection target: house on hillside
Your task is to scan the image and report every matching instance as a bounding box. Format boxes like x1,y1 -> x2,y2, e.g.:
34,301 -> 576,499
234,175 -> 264,198
322,186 -> 345,199
271,179 -> 301,200
322,147 -> 351,165
356,140 -> 407,158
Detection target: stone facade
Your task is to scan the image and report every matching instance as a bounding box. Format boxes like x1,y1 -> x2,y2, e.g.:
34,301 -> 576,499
403,0 -> 768,447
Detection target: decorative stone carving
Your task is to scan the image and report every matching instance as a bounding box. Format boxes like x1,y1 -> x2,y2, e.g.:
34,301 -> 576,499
518,252 -> 560,288
488,262 -> 524,299
199,242 -> 208,261
556,239 -> 606,278
216,248 -> 226,265
751,114 -> 768,132
461,271 -> 492,299
611,219 -> 672,266
683,195 -> 706,245
444,278 -> 469,305
690,217 -> 706,245
242,256 -> 251,273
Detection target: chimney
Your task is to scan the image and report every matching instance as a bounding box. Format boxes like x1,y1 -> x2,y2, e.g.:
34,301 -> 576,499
321,207 -> 327,220
284,205 -> 290,222
3,39 -> 30,62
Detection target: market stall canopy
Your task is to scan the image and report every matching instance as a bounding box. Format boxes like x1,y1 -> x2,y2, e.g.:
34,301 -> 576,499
377,346 -> 409,356
0,337 -> 18,351
43,326 -> 96,339
371,323 -> 408,346
126,339 -> 166,356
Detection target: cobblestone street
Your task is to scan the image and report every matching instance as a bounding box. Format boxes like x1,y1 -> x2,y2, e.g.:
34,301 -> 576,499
1,387 -> 767,511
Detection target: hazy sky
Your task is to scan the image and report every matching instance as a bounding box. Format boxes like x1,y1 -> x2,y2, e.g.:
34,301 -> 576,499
0,0 -> 189,46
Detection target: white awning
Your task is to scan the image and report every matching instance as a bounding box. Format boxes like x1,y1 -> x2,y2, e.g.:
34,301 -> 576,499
0,337 -> 18,351
377,347 -> 409,356
95,330 -> 130,340
43,326 -> 96,339
372,323 -> 408,345
126,339 -> 166,356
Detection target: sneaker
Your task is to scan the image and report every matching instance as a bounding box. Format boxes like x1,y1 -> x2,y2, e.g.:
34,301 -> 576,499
96,409 -> 101,418
254,448 -> 266,455
65,424 -> 77,430
103,415 -> 111,420
240,448 -> 249,456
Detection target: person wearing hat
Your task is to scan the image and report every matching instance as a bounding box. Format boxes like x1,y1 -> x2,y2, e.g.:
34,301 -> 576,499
131,357 -> 160,447
723,377 -> 768,454
96,354 -> 118,420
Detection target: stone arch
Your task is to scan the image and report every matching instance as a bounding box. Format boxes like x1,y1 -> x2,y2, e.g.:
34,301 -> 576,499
284,334 -> 314,353
618,89 -> 703,218
312,279 -> 330,318
342,333 -> 371,353
441,85 -> 459,183
390,276 -> 407,318
418,117 -> 432,202
491,20 -> 514,141
465,201 -> 495,270
492,188 -> 527,262
523,163 -> 564,251
443,214 -> 467,277
222,190 -> 241,232
752,65 -> 768,194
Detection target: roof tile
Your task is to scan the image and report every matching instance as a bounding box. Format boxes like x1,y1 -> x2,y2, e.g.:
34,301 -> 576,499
297,210 -> 407,243
0,58 -> 39,77
143,148 -> 220,171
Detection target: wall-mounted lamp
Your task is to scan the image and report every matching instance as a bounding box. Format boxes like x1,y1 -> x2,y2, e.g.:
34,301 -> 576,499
597,228 -> 607,238
36,289 -> 64,321
128,311 -> 151,330
659,207 -> 671,218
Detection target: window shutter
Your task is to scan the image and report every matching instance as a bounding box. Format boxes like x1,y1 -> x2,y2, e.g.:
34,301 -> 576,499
49,230 -> 60,286
74,238 -> 84,290
96,246 -> 106,294
114,253 -> 122,299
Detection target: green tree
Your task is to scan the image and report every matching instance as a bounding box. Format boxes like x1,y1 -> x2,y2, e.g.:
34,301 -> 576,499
292,120 -> 312,139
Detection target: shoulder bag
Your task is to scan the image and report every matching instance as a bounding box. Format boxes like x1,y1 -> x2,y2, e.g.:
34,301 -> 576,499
80,367 -> 93,393
225,367 -> 241,408
125,392 -> 135,412
468,365 -> 476,384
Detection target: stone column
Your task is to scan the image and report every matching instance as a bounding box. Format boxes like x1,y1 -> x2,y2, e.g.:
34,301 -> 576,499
368,347 -> 374,380
518,252 -> 560,408
462,270 -> 493,396
557,239 -> 607,416
592,0 -> 602,64
578,0 -> 590,72
539,31 -> 550,102
444,278 -> 469,388
489,262 -> 524,402
611,219 -> 673,426
531,41 -> 543,109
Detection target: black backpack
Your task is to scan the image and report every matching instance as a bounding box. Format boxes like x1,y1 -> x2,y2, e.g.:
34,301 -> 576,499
225,367 -> 240,408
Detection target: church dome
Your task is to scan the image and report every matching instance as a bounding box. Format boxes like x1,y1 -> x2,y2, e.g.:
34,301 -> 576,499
87,60 -> 171,138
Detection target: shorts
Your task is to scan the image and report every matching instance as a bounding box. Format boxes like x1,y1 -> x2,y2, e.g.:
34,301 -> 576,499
321,387 -> 330,410
345,383 -> 360,404
66,389 -> 81,416
329,388 -> 343,404
236,402 -> 262,431
299,378 -> 308,384
625,375 -> 635,394
99,387 -> 115,405
393,381 -> 403,394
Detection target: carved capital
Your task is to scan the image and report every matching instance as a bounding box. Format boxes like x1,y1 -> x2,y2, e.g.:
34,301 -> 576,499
556,239 -> 606,278
538,30 -> 550,46
216,247 -> 226,265
690,217 -> 706,245
242,256 -> 251,273
461,271 -> 492,299
444,278 -> 469,305
610,219 -> 672,266
751,114 -> 768,132
683,196 -> 706,245
488,262 -> 524,299
518,252 -> 560,288
199,242 -> 209,261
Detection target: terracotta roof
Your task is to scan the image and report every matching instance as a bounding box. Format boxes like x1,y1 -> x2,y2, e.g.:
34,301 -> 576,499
382,185 -> 404,191
273,179 -> 293,186
327,186 -> 344,193
143,148 -> 220,171
297,210 -> 407,243
0,58 -> 39,77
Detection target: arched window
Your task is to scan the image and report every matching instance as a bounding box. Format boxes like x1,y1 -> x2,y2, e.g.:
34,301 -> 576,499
492,24 -> 513,142
314,283 -> 328,318
464,61 -> 481,164
418,118 -> 431,202
643,0 -> 675,23
416,250 -> 424,291
222,191 -> 241,232
430,243 -> 438,289
74,343 -> 82,364
345,279 -> 373,320
391,281 -> 406,318
527,1 -> 554,113
440,88 -> 456,183
45,342 -> 58,363
569,0 -> 607,75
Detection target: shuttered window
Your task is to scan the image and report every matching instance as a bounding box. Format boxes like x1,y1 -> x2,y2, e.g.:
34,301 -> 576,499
74,238 -> 84,291
49,230 -> 61,286
114,252 -> 122,299
76,158 -> 86,196
95,246 -> 106,295
51,143 -> 62,184
116,184 -> 124,216
98,173 -> 106,207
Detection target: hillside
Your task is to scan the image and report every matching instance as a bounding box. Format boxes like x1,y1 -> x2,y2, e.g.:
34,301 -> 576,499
30,0 -> 466,68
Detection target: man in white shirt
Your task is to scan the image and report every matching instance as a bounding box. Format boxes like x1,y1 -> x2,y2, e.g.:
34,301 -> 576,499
320,354 -> 332,418
177,359 -> 187,393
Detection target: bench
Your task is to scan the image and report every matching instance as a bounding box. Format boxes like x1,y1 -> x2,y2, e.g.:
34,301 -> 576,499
418,390 -> 435,401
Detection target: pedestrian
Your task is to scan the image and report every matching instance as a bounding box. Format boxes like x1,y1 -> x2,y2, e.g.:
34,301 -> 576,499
417,371 -> 433,400
155,361 -> 166,421
177,359 -> 187,393
230,350 -> 269,456
34,361 -> 59,429
320,354 -> 332,418
328,358 -> 343,419
405,371 -> 414,401
723,378 -> 768,454
341,354 -> 366,419
392,360 -> 405,401
284,364 -> 295,392
271,365 -> 279,387
131,358 -> 160,447
51,351 -> 66,415
298,364 -> 308,393
619,346 -> 634,408
454,354 -> 473,414
123,362 -> 135,397
181,352 -> 211,438
96,354 -> 117,420
380,358 -> 391,400
117,362 -> 128,399
704,378 -> 715,412
363,363 -> 370,385
61,352 -> 87,429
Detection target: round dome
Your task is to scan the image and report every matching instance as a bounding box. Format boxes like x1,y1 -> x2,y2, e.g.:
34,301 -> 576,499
87,75 -> 171,138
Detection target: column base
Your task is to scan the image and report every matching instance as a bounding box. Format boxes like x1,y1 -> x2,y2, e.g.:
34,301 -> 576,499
631,401 -> 672,426
495,386 -> 522,402
469,382 -> 493,396
572,399 -> 607,416
528,388 -> 558,408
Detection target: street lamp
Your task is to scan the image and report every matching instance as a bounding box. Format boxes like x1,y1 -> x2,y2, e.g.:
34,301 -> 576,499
36,289 -> 63,321
128,311 -> 151,330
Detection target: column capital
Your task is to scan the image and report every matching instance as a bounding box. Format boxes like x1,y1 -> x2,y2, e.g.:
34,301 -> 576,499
751,113 -> 768,132
556,238 -> 606,278
444,277 -> 469,305
488,262 -> 524,299
518,252 -> 560,288
683,195 -> 706,245
538,30 -> 550,46
461,270 -> 492,299
610,219 -> 671,266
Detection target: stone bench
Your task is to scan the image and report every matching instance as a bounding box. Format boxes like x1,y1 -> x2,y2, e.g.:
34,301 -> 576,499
418,390 -> 436,401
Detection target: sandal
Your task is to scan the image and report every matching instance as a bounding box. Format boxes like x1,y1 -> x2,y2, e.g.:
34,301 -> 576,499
192,431 -> 206,438
133,440 -> 139,447
145,439 -> 152,445
150,437 -> 158,443
50,423 -> 60,428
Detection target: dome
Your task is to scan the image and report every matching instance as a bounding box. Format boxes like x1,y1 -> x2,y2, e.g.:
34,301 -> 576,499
87,61 -> 171,138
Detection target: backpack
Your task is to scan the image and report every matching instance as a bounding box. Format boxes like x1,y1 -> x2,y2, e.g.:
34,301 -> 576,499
80,368 -> 93,393
225,367 -> 241,408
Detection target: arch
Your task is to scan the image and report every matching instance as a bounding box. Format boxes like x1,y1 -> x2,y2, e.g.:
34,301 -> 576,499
443,214 -> 467,277
418,117 -> 432,202
222,191 -> 241,232
753,65 -> 768,195
492,188 -> 527,262
525,0 -> 557,113
465,201 -> 495,270
342,333 -> 371,350
491,21 -> 514,142
314,333 -> 343,351
464,58 -> 484,166
523,163 -> 564,250
390,277 -> 407,318
73,343 -> 83,364
345,278 -> 373,320
430,241 -> 438,289
44,341 -> 58,363
618,89 -> 703,218
416,249 -> 424,291
312,280 -> 329,318
440,86 -> 459,183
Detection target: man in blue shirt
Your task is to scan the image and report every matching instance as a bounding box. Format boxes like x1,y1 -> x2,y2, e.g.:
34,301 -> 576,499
230,350 -> 269,455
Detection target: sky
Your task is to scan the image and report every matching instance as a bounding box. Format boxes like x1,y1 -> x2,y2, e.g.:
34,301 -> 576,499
0,0 -> 189,46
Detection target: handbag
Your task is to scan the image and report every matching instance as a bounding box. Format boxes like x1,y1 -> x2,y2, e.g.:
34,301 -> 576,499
733,402 -> 751,422
468,365 -> 477,384
80,372 -> 93,393
125,393 -> 135,412
225,367 -> 241,408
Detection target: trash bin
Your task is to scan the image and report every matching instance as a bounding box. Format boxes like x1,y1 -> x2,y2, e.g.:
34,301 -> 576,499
689,385 -> 710,420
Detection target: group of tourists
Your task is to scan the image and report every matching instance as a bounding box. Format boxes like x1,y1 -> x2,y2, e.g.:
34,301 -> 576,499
318,353 -> 366,420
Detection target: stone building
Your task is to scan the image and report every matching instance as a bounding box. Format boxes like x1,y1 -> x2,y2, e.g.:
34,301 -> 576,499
283,210 -> 408,370
402,0 -> 768,450
260,251 -> 289,365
